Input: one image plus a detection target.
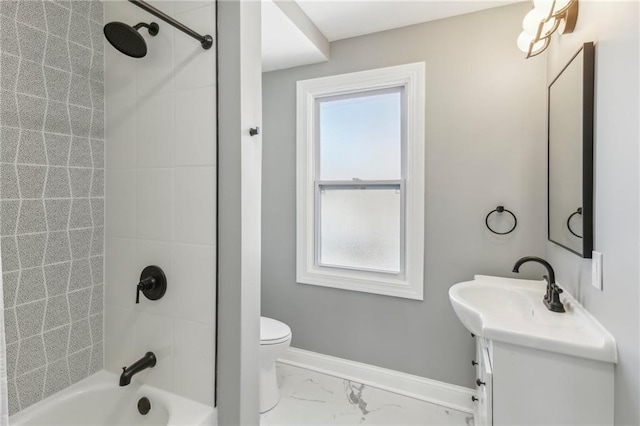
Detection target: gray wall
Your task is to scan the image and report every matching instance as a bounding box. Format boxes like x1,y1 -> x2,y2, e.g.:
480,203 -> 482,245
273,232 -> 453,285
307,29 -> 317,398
544,2 -> 640,424
0,0 -> 105,414
261,2 -> 547,388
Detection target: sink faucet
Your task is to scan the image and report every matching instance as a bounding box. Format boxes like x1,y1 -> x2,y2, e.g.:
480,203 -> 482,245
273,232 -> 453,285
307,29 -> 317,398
512,256 -> 565,313
119,352 -> 156,386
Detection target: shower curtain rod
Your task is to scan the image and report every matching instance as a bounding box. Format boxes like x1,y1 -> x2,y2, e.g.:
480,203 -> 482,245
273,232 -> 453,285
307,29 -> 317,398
128,0 -> 213,50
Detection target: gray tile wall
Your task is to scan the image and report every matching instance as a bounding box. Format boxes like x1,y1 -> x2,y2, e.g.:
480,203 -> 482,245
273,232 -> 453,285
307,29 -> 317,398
0,0 -> 104,414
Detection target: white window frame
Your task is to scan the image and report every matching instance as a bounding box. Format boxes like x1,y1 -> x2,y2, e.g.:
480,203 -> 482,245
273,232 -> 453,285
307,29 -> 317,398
296,62 -> 425,300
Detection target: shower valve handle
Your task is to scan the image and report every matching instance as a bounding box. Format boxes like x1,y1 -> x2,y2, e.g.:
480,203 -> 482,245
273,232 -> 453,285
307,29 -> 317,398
136,277 -> 156,304
135,265 -> 167,304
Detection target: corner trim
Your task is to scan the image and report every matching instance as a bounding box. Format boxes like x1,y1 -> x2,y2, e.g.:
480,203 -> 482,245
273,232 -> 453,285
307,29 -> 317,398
278,347 -> 475,414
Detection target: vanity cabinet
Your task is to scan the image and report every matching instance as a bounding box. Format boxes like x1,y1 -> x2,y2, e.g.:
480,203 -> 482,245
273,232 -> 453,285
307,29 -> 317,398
474,338 -> 493,426
473,337 -> 614,426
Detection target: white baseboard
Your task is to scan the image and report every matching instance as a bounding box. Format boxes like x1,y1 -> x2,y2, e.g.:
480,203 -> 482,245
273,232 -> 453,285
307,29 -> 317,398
278,347 -> 475,414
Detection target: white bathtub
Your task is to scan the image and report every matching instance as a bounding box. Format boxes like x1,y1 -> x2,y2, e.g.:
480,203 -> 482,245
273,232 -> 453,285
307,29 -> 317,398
10,371 -> 216,426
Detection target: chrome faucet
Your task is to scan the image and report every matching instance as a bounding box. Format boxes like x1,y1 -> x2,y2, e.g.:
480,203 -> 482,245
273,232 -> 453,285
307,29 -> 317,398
119,352 -> 156,386
512,256 -> 565,313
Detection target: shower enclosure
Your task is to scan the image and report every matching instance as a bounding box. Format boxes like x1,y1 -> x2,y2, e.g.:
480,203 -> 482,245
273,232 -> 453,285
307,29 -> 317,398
101,0 -> 217,411
0,0 -> 219,422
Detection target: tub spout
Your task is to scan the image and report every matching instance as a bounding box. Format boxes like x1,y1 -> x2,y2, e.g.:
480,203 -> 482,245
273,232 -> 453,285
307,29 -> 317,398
119,352 -> 156,386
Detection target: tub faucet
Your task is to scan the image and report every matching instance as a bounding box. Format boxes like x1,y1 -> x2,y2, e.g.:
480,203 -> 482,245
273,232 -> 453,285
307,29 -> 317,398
512,256 -> 565,313
119,352 -> 156,386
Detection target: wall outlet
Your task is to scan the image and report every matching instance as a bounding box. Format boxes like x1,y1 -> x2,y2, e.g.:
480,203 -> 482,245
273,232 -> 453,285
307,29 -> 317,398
591,251 -> 603,291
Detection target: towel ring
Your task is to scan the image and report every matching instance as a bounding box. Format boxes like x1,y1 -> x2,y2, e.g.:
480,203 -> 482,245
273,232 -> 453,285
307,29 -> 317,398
485,205 -> 517,235
567,207 -> 583,239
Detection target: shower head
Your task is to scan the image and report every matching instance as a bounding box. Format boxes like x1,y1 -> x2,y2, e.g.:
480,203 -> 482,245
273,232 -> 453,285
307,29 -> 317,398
104,21 -> 159,58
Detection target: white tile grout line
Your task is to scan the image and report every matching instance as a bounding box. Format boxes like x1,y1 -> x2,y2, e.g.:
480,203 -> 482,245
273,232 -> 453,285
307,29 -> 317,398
62,3 -> 75,391
39,15 -> 53,403
12,14 -> 25,406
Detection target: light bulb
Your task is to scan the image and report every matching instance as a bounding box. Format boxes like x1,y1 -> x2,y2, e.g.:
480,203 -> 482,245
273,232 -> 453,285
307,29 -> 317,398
522,9 -> 558,37
517,31 -> 549,56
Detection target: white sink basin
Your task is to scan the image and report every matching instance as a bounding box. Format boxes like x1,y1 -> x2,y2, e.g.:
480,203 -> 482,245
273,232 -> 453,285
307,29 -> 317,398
449,275 -> 617,363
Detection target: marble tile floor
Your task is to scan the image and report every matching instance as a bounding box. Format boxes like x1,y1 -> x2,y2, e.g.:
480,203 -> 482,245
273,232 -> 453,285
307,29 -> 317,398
261,363 -> 474,426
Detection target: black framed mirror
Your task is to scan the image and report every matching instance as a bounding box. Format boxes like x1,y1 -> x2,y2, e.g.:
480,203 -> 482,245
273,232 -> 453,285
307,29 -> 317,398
548,42 -> 595,258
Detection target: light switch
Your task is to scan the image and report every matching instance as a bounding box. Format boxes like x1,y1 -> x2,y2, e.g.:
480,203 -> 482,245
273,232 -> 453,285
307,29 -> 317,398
592,251 -> 603,291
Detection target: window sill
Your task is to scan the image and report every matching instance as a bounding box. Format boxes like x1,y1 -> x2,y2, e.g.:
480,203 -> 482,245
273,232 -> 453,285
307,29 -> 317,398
297,268 -> 424,300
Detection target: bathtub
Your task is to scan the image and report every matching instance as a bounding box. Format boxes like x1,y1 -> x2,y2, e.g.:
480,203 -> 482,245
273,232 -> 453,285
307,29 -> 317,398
10,370 -> 216,426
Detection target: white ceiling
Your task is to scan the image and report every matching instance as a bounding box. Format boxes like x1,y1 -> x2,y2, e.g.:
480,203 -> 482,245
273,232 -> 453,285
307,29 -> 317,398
262,0 -> 524,72
262,0 -> 329,72
296,0 -> 524,42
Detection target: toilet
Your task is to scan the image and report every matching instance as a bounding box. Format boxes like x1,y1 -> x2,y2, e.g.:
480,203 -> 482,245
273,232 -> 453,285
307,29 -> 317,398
260,316 -> 292,413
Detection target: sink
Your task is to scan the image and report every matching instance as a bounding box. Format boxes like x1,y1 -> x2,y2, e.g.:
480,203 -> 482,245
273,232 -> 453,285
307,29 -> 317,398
449,275 -> 617,363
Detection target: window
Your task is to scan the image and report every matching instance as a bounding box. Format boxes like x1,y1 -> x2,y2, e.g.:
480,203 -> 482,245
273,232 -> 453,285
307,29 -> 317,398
296,63 -> 425,300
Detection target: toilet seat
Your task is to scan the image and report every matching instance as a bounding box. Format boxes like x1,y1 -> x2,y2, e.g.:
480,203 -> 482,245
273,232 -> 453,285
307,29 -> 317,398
260,317 -> 291,345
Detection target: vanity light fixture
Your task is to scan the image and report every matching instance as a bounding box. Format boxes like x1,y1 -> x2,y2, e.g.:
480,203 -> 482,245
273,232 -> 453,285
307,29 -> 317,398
517,0 -> 579,58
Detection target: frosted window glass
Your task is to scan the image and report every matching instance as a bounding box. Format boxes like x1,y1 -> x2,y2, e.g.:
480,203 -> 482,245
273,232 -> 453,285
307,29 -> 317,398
319,90 -> 402,181
319,187 -> 401,273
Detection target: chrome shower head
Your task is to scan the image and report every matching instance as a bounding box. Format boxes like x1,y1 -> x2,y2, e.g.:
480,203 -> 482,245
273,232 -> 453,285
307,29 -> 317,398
103,21 -> 159,58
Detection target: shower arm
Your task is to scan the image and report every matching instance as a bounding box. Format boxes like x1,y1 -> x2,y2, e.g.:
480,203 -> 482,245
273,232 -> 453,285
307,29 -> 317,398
128,0 -> 213,49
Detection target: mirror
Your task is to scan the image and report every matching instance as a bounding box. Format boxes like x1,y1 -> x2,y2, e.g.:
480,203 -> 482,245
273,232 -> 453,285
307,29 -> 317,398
548,42 -> 595,258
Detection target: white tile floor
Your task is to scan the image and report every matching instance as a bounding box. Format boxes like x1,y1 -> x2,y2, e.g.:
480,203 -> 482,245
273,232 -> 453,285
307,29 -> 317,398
261,364 -> 474,426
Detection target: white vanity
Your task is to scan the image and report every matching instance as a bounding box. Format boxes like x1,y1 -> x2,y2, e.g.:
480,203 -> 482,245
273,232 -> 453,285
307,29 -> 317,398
450,275 -> 617,426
